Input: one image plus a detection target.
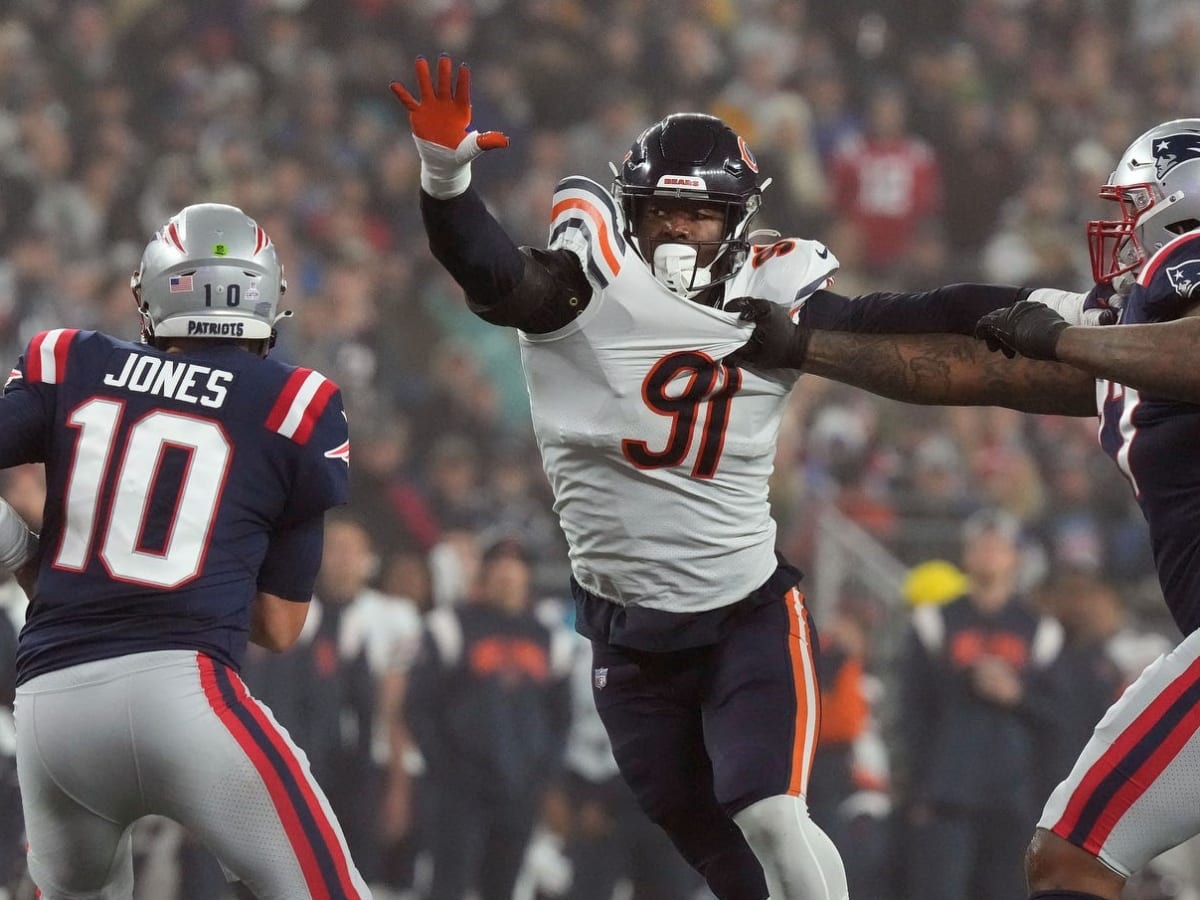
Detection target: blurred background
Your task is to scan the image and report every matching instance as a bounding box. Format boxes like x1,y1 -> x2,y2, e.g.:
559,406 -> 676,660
2,0 -> 1199,898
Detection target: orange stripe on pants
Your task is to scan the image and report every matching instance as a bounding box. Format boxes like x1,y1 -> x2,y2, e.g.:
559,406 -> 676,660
783,588 -> 820,796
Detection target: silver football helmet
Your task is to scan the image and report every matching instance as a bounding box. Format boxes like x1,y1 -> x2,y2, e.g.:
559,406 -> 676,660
132,203 -> 288,347
1089,118 -> 1200,285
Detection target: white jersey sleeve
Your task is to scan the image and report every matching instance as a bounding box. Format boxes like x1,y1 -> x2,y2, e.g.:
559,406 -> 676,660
547,176 -> 628,292
727,236 -> 840,319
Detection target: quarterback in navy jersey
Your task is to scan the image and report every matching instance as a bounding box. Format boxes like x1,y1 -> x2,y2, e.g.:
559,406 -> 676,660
0,204 -> 370,898
733,118 -> 1200,900
390,54 -> 1108,900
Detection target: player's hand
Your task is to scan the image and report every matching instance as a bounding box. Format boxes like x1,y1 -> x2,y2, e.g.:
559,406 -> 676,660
725,296 -> 810,369
389,54 -> 509,199
1081,282 -> 1122,326
973,300 -> 1070,361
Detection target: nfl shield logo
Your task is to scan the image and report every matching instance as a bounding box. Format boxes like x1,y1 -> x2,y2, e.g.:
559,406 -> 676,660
593,667 -> 608,689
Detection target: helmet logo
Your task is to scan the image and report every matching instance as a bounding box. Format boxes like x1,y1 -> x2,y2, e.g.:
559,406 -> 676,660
738,136 -> 759,174
1153,133 -> 1200,179
1167,260 -> 1200,298
213,243 -> 229,256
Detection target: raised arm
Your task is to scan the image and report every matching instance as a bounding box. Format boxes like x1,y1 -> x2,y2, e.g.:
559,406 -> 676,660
392,54 -> 590,333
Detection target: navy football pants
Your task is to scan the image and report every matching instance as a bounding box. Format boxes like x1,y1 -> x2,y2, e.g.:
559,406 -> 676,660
591,583 -> 821,900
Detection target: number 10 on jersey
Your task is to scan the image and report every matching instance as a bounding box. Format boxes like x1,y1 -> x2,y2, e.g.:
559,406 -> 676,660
56,398 -> 231,588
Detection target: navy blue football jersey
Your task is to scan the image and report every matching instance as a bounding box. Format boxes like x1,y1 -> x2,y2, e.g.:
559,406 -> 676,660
1098,232 -> 1200,633
0,330 -> 350,684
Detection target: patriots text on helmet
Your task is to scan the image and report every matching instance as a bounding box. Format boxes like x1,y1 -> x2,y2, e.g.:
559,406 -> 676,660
186,321 -> 245,337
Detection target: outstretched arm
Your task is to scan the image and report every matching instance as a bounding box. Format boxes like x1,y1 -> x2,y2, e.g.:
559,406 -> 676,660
393,54 -> 589,333
980,300 -> 1200,404
802,283 -> 1115,335
726,297 -> 1098,415
1058,314 -> 1200,402
804,331 -> 1098,415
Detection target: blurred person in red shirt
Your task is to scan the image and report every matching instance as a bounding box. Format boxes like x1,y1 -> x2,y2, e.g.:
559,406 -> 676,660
830,83 -> 942,275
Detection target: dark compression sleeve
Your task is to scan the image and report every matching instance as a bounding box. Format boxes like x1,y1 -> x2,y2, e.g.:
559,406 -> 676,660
420,187 -> 590,333
800,283 -> 1033,335
257,514 -> 324,601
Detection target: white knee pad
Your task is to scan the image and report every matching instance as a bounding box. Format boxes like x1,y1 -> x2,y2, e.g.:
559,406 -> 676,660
733,794 -> 848,900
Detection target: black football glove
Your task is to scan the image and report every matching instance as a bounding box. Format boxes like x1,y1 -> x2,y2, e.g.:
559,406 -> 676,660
725,297 -> 810,369
973,300 -> 1070,361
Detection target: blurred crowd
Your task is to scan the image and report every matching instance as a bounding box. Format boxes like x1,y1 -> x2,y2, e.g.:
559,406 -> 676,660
3,0 -> 1200,897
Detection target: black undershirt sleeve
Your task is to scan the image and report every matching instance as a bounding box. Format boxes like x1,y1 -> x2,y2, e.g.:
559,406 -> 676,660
419,187 -> 591,333
800,283 -> 1033,335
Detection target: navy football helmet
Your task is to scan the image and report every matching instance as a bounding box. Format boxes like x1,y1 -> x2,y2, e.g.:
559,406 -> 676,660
613,113 -> 765,300
1089,118 -> 1200,285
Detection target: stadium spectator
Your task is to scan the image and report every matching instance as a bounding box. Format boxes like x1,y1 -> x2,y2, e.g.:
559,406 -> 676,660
829,82 -> 942,274
406,536 -> 573,900
896,509 -> 1066,900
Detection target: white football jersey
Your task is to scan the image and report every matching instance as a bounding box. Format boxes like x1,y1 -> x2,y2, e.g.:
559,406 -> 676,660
520,177 -> 838,613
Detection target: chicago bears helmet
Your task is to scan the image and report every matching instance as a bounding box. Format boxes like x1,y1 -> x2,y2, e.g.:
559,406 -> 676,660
132,203 -> 288,350
1089,118 -> 1200,285
613,113 -> 765,300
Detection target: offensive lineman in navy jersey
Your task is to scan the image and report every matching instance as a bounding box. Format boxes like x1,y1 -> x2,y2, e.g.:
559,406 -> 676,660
730,119 -> 1200,900
0,203 -> 371,898
390,54 -> 1112,900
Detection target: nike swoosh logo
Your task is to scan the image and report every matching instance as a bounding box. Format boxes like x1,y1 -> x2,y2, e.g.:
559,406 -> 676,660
815,245 -> 829,259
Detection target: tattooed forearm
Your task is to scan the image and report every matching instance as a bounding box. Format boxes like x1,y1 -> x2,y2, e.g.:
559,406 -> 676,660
1056,317 -> 1200,404
805,331 -> 1097,415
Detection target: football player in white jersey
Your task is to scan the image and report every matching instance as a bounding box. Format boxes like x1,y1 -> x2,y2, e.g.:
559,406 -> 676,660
390,54 -> 1099,900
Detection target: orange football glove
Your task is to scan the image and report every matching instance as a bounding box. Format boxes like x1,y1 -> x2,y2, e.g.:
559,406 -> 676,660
390,54 -> 509,198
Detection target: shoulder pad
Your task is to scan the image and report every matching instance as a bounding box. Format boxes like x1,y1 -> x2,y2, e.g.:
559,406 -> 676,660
265,366 -> 340,444
22,329 -> 81,384
741,238 -> 840,310
548,176 -> 626,288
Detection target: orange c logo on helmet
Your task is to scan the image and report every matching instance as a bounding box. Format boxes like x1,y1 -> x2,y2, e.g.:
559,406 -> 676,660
738,136 -> 759,173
